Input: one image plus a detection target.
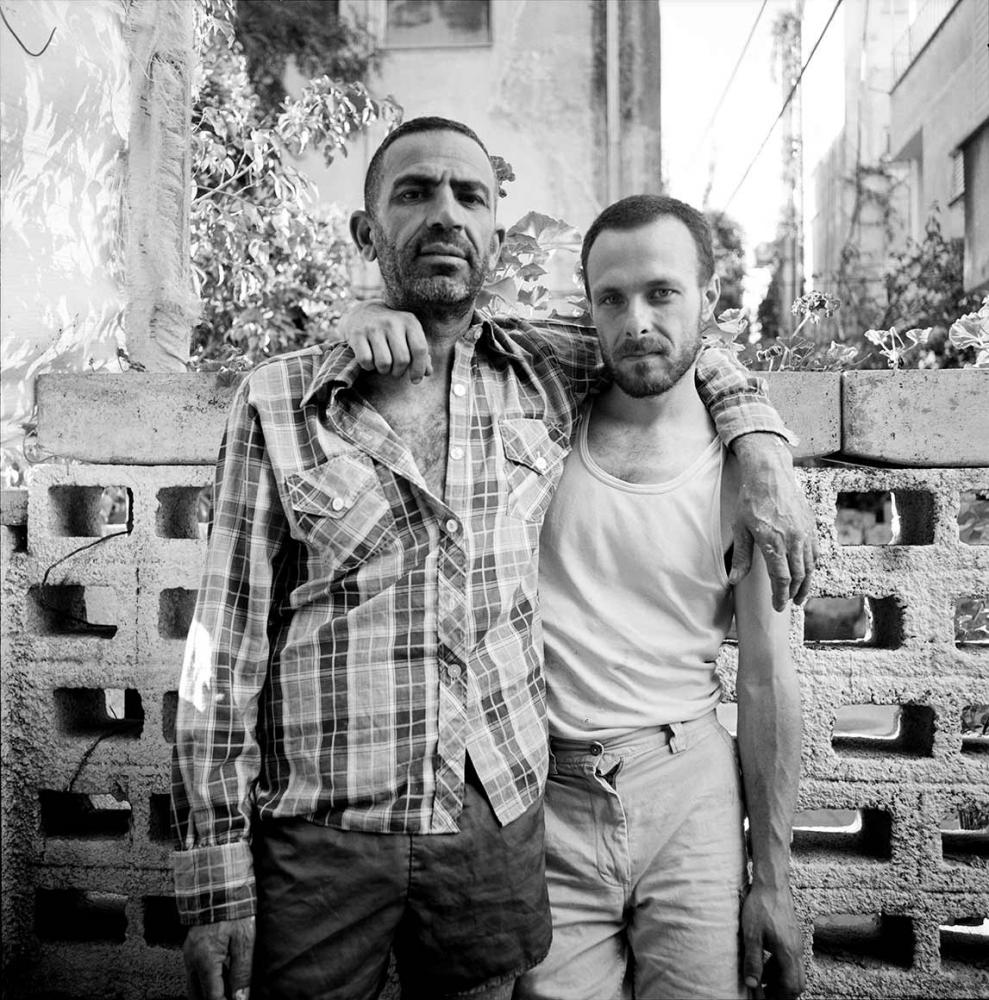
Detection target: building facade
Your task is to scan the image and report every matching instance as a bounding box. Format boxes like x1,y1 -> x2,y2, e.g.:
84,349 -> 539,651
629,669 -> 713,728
289,0 -> 662,293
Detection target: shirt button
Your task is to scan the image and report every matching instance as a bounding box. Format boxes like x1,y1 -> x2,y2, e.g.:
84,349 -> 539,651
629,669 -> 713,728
534,455 -> 548,472
450,446 -> 464,461
447,663 -> 462,680
445,518 -> 459,534
452,383 -> 466,397
331,497 -> 345,511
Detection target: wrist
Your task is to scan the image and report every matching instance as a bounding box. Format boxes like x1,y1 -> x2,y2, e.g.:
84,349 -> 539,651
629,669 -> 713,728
732,431 -> 793,469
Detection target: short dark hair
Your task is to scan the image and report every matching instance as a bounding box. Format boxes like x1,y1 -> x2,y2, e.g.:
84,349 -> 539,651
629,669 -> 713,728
580,194 -> 715,296
363,116 -> 494,216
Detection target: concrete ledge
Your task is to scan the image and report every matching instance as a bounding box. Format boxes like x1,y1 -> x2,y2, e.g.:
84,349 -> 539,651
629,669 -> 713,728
36,373 -> 244,465
842,370 -> 989,466
761,372 -> 841,458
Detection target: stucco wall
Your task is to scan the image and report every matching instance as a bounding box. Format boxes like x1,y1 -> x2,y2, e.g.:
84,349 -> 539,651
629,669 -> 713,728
1,371 -> 987,998
0,0 -> 130,480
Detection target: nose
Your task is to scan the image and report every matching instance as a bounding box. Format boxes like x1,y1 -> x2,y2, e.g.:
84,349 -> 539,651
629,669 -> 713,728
624,298 -> 652,338
427,185 -> 463,230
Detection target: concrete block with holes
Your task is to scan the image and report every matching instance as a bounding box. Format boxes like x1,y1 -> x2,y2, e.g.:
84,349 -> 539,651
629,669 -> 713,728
3,376 -> 989,999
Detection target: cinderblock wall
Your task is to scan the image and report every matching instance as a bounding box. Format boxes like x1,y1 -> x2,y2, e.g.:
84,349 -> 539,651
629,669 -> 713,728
1,371 -> 987,999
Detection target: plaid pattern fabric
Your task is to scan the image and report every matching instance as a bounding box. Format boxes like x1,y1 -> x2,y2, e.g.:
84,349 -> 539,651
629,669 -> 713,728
171,315 -> 790,924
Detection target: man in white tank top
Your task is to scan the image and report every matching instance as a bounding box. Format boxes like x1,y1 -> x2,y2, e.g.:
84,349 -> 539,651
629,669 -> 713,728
517,196 -> 805,1000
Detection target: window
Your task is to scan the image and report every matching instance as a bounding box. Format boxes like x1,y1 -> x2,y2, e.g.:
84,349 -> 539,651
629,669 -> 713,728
949,149 -> 965,206
385,0 -> 491,48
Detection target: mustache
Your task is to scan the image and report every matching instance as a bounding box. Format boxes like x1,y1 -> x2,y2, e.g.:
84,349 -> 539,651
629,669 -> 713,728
414,234 -> 475,263
613,334 -> 669,358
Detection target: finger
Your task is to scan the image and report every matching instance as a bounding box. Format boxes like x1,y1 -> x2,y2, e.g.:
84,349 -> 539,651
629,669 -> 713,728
793,538 -> 815,605
774,951 -> 806,1000
228,917 -> 255,998
365,329 -> 394,375
348,330 -> 375,371
787,536 -> 806,604
728,529 -> 754,586
742,933 -> 765,991
404,317 -> 431,384
381,320 -> 410,377
761,544 -> 792,612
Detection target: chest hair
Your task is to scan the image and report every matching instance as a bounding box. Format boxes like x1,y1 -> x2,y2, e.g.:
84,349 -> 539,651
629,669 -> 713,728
361,377 -> 451,497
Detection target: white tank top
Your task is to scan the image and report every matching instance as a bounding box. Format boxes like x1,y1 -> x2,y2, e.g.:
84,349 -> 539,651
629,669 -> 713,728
539,408 -> 733,740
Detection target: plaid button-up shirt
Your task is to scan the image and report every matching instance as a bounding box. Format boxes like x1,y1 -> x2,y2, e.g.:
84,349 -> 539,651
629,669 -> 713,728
171,316 -> 790,924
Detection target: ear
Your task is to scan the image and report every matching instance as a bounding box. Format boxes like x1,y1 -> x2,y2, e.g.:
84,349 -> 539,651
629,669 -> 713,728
486,223 -> 506,275
349,210 -> 378,262
700,273 -> 721,323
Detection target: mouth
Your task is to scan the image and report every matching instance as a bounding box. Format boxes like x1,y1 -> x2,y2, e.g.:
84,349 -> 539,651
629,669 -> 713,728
418,243 -> 469,261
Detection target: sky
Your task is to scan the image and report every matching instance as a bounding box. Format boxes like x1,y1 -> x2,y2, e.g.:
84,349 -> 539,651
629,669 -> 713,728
660,0 -> 847,307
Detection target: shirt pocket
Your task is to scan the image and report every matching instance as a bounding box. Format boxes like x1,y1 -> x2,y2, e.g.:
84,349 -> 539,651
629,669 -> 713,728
500,417 -> 568,523
284,455 -> 396,573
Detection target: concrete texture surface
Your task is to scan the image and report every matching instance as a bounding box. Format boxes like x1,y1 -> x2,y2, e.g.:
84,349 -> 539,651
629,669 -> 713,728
842,371 -> 989,466
2,379 -> 988,999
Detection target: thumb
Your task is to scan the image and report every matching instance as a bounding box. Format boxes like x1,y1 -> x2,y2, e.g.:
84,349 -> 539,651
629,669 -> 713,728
743,935 -> 765,991
728,528 -> 755,586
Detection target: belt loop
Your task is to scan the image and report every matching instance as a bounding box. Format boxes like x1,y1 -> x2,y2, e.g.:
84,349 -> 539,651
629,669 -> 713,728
667,721 -> 685,754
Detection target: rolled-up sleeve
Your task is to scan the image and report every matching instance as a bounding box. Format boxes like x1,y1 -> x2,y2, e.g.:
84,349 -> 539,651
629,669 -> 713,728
695,345 -> 797,448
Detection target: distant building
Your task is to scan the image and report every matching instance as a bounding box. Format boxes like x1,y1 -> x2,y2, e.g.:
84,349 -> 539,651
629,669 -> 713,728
289,0 -> 662,293
888,0 -> 989,293
807,0 -> 911,330
808,0 -> 988,323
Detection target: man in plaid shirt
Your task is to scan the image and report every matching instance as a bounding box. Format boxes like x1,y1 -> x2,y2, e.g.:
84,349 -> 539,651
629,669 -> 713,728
173,117 -> 816,1000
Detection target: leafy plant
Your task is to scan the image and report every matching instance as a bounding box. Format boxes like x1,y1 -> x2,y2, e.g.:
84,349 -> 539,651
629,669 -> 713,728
189,9 -> 399,366
233,0 -> 378,114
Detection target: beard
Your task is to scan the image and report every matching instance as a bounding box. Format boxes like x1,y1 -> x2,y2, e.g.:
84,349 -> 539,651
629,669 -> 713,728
371,222 -> 489,321
601,320 -> 703,398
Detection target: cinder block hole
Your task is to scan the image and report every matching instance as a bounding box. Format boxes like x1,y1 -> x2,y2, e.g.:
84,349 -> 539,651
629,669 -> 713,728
156,485 -> 211,540
958,491 -> 989,546
961,704 -> 989,753
832,704 -> 934,757
35,888 -> 127,942
27,584 -> 118,638
143,895 -> 185,948
836,490 -> 934,545
803,596 -> 903,647
162,690 -> 178,742
49,485 -> 132,537
940,918 -> 989,969
792,808 -> 891,860
812,912 -> 913,969
955,599 -> 989,646
158,588 -> 197,640
148,793 -> 174,844
54,687 -> 144,737
40,789 -> 132,838
715,702 -> 737,737
940,807 -> 989,864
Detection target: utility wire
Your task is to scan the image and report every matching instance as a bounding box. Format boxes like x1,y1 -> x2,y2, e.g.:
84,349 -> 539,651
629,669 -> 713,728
722,0 -> 844,213
688,0 -> 769,165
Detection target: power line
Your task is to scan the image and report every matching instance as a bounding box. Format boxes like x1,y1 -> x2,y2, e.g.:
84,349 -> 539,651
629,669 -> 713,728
689,0 -> 769,164
722,0 -> 844,213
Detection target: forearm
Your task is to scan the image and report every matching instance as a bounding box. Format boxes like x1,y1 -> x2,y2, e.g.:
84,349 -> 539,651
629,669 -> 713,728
737,659 -> 802,889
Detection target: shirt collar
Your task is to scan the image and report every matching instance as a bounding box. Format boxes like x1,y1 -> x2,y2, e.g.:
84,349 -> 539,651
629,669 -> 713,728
300,343 -> 365,408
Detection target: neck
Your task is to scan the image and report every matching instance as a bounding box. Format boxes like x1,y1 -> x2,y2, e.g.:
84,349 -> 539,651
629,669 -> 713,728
386,293 -> 477,377
596,363 -> 708,433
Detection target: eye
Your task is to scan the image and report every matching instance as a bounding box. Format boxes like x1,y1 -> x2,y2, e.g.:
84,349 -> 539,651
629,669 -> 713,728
597,293 -> 621,307
459,191 -> 485,206
398,189 -> 423,202
649,288 -> 675,302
